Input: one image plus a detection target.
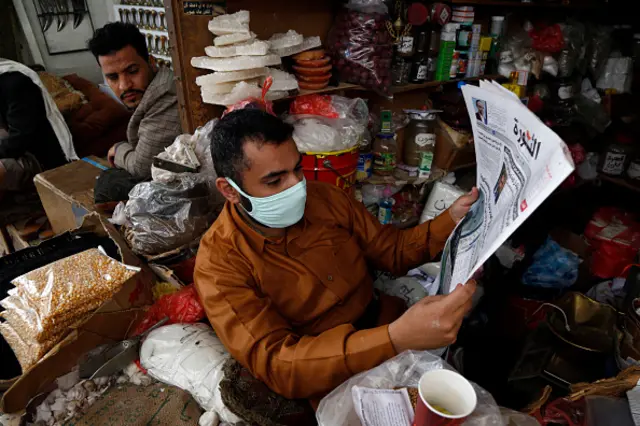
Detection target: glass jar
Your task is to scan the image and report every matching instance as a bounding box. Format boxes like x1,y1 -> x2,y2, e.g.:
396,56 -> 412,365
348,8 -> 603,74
599,134 -> 634,177
373,133 -> 397,176
403,110 -> 439,178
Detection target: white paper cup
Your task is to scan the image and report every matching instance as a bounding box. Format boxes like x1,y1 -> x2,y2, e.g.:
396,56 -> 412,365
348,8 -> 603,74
414,369 -> 477,426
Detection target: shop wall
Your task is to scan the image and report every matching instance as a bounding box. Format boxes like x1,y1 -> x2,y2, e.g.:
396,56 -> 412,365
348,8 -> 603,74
12,0 -> 117,83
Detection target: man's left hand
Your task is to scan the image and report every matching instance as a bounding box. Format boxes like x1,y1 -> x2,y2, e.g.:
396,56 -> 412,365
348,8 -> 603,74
449,187 -> 479,223
107,145 -> 117,167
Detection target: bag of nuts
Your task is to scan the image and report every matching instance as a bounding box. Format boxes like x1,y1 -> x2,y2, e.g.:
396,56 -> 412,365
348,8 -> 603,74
0,248 -> 138,372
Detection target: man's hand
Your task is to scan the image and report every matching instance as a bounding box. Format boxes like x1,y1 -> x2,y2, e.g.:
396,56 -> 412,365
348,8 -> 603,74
388,280 -> 477,353
449,187 -> 479,223
107,145 -> 117,167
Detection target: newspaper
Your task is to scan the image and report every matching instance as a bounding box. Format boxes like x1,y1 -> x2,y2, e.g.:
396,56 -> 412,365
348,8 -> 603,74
439,81 -> 575,294
351,386 -> 414,426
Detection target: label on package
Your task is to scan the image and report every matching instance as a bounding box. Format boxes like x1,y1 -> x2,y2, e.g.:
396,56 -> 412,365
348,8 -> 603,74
602,152 -> 626,175
419,151 -> 434,178
415,133 -> 436,147
352,386 -> 414,426
357,152 -> 373,181
374,152 -> 396,172
416,64 -> 428,80
398,36 -> 414,55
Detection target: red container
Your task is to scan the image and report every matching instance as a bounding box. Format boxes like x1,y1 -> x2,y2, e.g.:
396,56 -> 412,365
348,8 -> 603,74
301,147 -> 358,195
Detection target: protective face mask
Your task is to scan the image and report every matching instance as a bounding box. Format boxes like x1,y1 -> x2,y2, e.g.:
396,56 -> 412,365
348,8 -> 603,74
226,177 -> 307,228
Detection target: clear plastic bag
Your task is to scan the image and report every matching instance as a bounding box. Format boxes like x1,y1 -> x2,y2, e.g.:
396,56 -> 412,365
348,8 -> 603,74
317,350 -> 537,426
124,176 -> 217,255
140,323 -> 242,423
288,115 -> 363,153
327,0 -> 393,95
290,94 -> 369,123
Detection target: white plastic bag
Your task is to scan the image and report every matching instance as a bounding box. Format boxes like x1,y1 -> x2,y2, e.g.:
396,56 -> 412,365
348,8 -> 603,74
420,182 -> 466,223
140,323 -> 242,424
316,351 -> 537,426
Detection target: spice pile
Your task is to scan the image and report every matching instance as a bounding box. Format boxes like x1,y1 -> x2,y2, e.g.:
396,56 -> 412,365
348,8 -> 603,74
0,249 -> 137,371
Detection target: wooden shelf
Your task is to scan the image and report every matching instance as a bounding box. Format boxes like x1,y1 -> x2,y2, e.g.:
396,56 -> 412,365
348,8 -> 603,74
280,75 -> 503,101
364,168 -> 447,186
449,0 -> 600,9
599,174 -> 640,194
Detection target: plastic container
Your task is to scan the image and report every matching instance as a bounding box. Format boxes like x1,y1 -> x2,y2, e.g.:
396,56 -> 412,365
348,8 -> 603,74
377,186 -> 394,225
403,110 -> 438,180
301,147 -> 359,194
436,24 -> 457,81
373,133 -> 397,176
599,134 -> 634,176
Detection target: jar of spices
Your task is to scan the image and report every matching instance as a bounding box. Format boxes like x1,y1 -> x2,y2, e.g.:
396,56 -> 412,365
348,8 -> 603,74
600,134 -> 634,177
403,110 -> 439,178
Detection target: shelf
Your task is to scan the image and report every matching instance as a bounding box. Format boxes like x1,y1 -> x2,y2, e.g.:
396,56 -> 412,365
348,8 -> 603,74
364,168 -> 447,186
599,174 -> 640,194
449,0 -> 600,9
281,76 -> 502,101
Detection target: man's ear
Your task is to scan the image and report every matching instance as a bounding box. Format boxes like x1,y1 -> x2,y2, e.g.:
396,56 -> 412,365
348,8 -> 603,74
149,55 -> 158,73
216,177 -> 241,204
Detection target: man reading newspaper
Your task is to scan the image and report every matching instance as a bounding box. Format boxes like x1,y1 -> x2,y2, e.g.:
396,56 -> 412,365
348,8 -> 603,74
440,81 -> 575,294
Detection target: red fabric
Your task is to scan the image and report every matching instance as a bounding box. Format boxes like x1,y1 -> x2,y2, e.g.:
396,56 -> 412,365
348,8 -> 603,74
62,74 -> 131,157
132,285 -> 206,336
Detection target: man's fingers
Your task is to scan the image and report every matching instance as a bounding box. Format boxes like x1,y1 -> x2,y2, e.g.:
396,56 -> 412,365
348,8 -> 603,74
442,280 -> 476,310
460,187 -> 479,206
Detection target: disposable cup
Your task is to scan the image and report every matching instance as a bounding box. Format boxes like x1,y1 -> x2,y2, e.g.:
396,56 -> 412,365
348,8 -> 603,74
414,369 -> 477,426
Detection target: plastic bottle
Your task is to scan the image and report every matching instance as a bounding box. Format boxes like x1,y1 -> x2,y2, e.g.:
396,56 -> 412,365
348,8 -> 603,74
436,24 -> 457,81
377,186 -> 394,225
426,30 -> 440,81
488,16 -> 505,74
409,30 -> 429,84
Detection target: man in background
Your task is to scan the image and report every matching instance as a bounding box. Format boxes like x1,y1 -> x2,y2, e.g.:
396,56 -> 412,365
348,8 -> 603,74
0,60 -> 75,197
88,22 -> 181,179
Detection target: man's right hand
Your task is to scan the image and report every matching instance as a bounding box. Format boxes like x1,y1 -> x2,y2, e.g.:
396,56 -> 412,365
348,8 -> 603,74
388,280 -> 477,353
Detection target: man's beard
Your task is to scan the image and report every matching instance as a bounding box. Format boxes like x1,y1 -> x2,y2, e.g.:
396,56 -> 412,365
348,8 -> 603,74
121,89 -> 145,110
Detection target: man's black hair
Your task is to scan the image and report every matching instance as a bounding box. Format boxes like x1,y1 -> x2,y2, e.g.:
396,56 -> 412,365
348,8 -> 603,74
88,22 -> 149,63
210,109 -> 294,184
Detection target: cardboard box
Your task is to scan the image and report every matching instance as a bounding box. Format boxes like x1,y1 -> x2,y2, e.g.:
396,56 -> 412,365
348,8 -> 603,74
34,157 -> 109,234
434,119 -> 476,172
0,213 -> 154,413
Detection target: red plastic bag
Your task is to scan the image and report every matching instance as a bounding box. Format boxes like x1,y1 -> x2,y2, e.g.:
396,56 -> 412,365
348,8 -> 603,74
529,24 -> 565,53
327,2 -> 393,95
290,95 -> 340,118
223,76 -> 275,117
133,285 -> 205,336
585,207 -> 640,278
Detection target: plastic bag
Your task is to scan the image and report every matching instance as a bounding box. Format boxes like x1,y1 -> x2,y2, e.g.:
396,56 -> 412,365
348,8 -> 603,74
151,135 -> 201,183
132,285 -> 205,335
528,24 -> 564,53
596,57 -> 633,94
373,269 -> 436,307
522,237 -> 580,288
288,115 -> 363,153
586,26 -> 612,81
317,350 -> 537,426
327,0 -> 393,95
124,175 -> 217,255
290,94 -> 368,123
140,323 -> 242,423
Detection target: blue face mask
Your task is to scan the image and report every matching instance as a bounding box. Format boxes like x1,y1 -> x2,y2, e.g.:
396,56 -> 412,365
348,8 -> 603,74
226,178 -> 307,228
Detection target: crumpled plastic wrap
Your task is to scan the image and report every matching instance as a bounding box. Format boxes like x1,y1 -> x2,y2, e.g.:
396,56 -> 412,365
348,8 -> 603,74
124,175 -> 217,255
288,116 -> 361,153
207,10 -> 250,36
132,285 -> 205,335
316,350 -> 538,426
522,237 -> 580,289
196,67 -> 268,86
0,248 -> 137,371
140,323 -> 242,424
191,54 -> 281,72
204,39 -> 270,58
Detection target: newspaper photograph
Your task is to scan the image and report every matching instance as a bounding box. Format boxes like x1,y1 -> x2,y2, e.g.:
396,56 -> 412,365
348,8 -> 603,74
439,81 -> 575,294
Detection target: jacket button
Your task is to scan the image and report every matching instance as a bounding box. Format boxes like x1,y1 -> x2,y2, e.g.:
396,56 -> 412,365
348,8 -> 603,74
327,275 -> 333,281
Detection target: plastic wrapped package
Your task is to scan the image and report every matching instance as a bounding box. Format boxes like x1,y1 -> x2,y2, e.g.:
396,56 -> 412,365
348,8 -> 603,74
270,36 -> 322,58
268,30 -> 304,50
289,94 -> 368,123
373,269 -> 437,307
151,134 -> 202,183
191,54 -> 281,72
522,237 -> 580,288
214,31 -> 256,47
317,350 -> 537,426
327,0 -> 392,94
596,57 -> 633,94
420,182 -> 465,223
124,176 -> 217,255
263,68 -> 299,91
586,26 -> 612,81
204,40 -> 270,58
207,10 -> 250,36
195,67 -> 268,86
0,323 -> 64,371
288,115 -> 364,152
140,323 -> 242,424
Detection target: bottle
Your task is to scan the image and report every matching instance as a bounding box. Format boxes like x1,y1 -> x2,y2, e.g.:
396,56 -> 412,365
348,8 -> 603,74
488,16 -> 505,74
409,30 -> 429,84
391,8 -> 411,86
377,186 -> 394,225
426,30 -> 439,81
436,24 -> 457,81
373,133 -> 397,176
600,134 -> 634,176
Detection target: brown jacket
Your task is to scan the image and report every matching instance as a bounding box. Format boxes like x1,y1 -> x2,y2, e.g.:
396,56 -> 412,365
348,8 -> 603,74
194,181 -> 456,399
113,67 -> 181,178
